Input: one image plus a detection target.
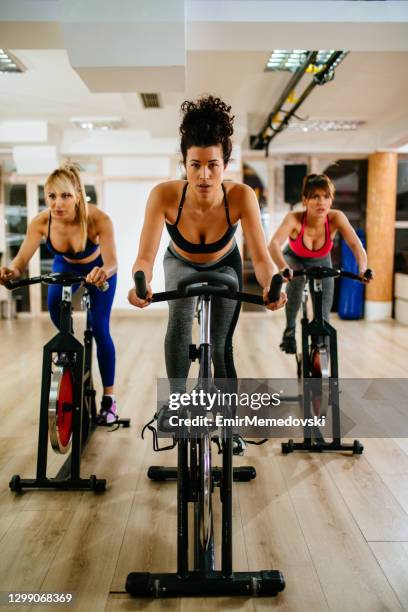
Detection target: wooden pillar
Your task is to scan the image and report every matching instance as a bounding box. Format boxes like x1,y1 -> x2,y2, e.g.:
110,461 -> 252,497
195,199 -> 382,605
365,152 -> 398,320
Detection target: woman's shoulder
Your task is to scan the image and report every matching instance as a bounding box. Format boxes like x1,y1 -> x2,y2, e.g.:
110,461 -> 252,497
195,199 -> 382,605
87,203 -> 105,223
328,209 -> 347,226
154,179 -> 185,196
87,205 -> 113,234
284,210 -> 303,226
148,180 -> 186,206
224,182 -> 259,213
30,210 -> 49,235
224,181 -> 251,199
87,203 -> 103,217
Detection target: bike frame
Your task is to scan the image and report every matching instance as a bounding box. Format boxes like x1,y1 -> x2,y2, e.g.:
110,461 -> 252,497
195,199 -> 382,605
7,274 -> 108,491
15,282 -> 103,490
126,270 -> 285,598
282,267 -> 365,454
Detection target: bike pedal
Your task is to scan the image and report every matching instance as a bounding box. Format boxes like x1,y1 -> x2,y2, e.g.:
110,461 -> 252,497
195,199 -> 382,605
232,436 -> 246,456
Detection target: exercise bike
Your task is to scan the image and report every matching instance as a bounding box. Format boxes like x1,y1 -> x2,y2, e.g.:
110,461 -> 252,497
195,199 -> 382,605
125,270 -> 285,599
6,272 -> 130,492
281,266 -> 372,454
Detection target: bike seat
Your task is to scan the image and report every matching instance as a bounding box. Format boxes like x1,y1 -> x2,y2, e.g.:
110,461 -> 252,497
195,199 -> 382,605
177,271 -> 238,297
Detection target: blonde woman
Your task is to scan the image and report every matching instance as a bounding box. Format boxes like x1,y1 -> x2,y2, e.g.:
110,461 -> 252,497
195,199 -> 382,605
0,164 -> 119,423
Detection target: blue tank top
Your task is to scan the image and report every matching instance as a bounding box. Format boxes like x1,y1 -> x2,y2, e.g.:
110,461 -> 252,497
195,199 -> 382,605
165,183 -> 237,254
46,213 -> 99,260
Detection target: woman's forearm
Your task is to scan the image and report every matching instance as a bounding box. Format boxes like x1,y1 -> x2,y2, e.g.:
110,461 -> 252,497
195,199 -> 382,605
268,240 -> 288,271
351,244 -> 368,273
101,259 -> 118,278
9,256 -> 25,277
132,258 -> 153,283
253,259 -> 275,289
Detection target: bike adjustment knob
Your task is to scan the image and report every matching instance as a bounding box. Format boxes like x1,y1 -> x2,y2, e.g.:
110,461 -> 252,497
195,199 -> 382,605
188,344 -> 201,362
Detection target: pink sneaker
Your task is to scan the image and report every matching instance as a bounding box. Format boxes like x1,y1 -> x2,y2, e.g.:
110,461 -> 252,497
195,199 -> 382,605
97,396 -> 118,425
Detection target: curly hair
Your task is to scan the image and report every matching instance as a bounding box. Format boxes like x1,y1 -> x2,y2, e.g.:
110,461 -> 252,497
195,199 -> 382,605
179,96 -> 234,165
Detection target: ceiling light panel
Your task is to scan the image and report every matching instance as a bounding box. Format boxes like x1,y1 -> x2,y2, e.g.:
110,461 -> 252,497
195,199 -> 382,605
266,49 -> 347,72
286,120 -> 366,132
71,117 -> 123,131
0,49 -> 24,73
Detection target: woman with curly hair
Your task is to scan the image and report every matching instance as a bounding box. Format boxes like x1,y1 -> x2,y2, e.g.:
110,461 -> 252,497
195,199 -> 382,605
128,96 -> 286,416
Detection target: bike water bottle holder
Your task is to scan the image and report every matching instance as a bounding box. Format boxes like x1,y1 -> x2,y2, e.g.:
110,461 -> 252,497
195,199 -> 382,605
142,410 -> 177,453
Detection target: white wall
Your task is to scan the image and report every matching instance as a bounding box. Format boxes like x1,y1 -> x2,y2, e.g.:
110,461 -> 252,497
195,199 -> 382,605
103,180 -> 169,310
103,156 -> 171,178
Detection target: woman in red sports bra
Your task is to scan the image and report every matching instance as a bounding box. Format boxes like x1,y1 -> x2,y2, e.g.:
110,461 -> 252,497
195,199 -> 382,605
268,173 -> 369,353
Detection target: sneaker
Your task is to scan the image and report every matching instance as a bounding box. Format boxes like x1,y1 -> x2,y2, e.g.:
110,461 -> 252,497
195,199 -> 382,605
97,395 -> 118,425
280,328 -> 297,354
232,434 -> 246,456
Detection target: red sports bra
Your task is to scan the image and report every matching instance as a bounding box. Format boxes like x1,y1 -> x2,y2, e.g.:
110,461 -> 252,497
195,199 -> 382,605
288,212 -> 333,258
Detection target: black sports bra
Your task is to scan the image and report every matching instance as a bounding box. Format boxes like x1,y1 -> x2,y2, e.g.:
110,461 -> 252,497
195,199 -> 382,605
46,213 -> 99,260
165,183 -> 237,254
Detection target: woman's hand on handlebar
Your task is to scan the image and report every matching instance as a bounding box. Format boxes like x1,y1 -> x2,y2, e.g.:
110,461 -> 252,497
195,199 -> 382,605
263,287 -> 287,311
127,285 -> 153,308
0,267 -> 20,286
359,268 -> 374,283
280,267 -> 293,282
85,266 -> 108,287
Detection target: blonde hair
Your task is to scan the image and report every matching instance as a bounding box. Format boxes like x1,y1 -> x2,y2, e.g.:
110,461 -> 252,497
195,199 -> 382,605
45,164 -> 88,251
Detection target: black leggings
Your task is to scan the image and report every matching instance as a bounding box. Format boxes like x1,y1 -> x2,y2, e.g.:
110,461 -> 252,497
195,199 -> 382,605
163,245 -> 242,393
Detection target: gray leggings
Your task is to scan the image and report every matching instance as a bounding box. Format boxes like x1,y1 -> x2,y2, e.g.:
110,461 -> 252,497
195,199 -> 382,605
283,245 -> 334,332
163,245 -> 242,393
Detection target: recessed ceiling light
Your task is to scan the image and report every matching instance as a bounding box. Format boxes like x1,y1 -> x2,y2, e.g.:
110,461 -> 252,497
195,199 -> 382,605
287,120 -> 365,132
71,117 -> 123,131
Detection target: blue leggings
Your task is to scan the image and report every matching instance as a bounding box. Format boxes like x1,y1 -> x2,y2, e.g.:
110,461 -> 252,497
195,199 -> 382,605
48,255 -> 117,388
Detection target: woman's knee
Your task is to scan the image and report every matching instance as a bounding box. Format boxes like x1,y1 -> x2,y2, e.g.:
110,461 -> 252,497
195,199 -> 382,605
91,316 -> 112,345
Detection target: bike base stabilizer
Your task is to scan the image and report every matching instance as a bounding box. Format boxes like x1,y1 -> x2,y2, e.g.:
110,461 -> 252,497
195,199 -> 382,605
126,570 -> 285,598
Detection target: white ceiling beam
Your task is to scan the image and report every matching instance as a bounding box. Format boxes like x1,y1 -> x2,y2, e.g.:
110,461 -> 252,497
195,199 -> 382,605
187,1 -> 408,23
60,1 -> 185,92
0,121 -> 48,143
187,22 -> 408,51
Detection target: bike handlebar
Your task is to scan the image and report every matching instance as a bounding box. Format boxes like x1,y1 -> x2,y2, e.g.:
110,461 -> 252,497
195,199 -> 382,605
134,270 -> 283,306
5,273 -> 109,292
283,266 -> 373,282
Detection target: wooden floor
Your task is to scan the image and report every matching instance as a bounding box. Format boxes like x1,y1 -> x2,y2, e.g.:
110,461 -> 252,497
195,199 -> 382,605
1,310 -> 408,611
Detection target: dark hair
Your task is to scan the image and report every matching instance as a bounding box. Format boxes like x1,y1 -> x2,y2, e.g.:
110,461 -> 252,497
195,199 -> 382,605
302,173 -> 335,200
179,96 -> 234,165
